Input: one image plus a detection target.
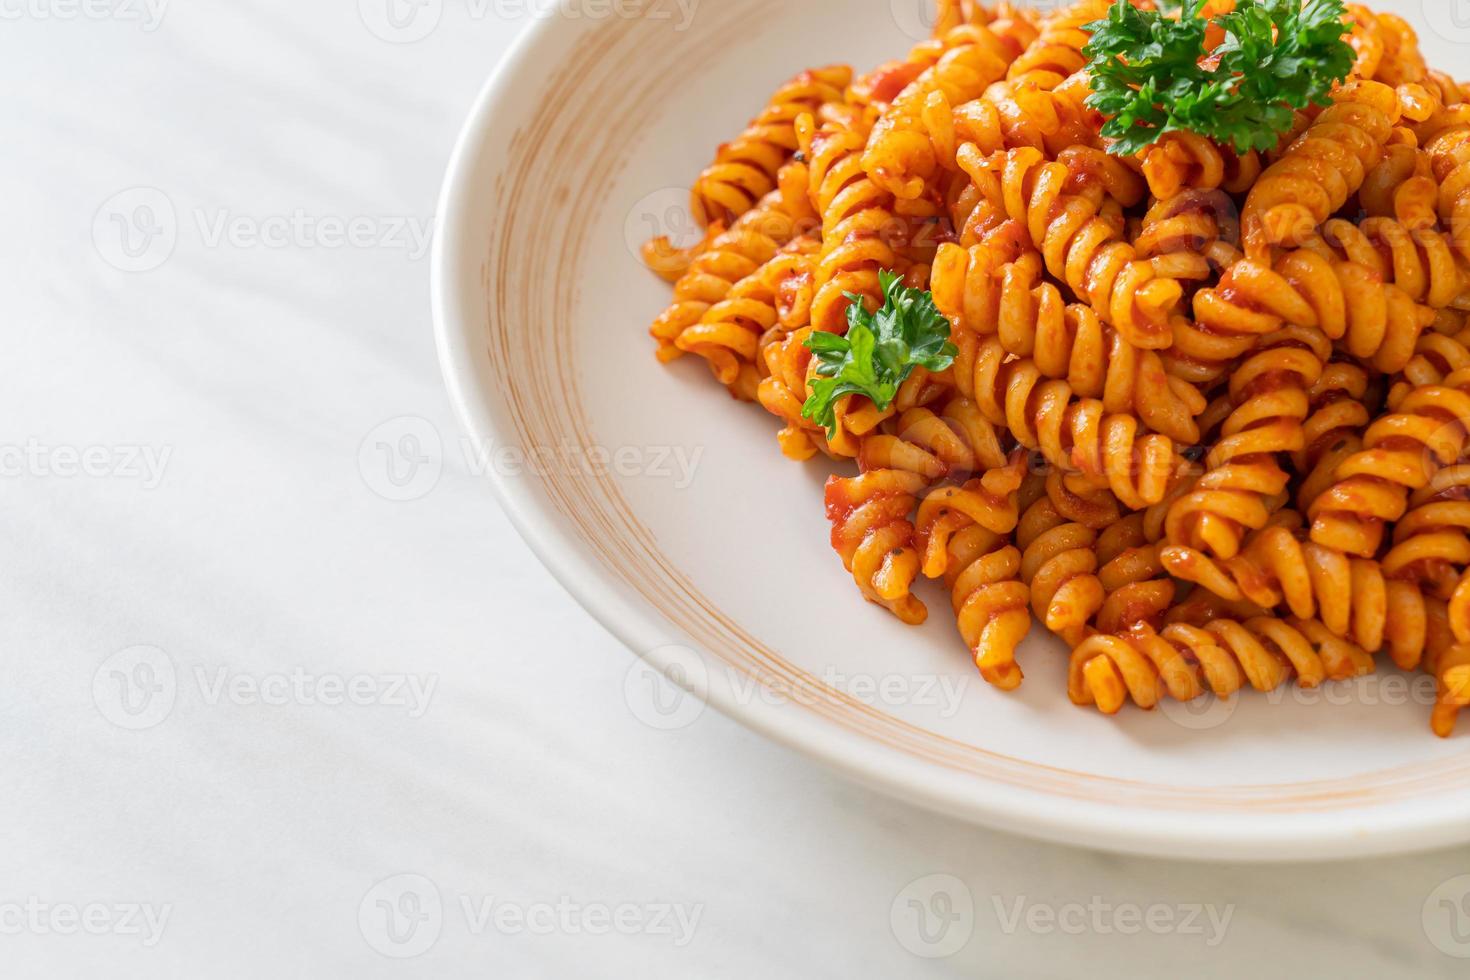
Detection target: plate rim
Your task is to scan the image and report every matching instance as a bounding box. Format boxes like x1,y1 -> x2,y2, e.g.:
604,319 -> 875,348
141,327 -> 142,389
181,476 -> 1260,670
431,7 -> 1470,862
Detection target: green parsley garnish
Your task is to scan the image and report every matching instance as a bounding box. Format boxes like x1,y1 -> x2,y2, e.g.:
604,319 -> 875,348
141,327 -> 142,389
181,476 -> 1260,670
1083,0 -> 1357,157
801,271 -> 957,437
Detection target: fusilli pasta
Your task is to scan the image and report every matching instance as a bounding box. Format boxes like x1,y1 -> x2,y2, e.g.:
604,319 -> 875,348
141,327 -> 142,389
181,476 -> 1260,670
643,0 -> 1470,738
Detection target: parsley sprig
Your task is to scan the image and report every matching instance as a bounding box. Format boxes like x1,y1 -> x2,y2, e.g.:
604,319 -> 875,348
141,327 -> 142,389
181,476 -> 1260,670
801,271 -> 957,437
1083,0 -> 1356,157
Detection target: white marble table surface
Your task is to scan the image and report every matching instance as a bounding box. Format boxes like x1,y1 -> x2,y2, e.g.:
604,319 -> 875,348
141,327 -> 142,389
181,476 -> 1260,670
5,1 -> 1470,976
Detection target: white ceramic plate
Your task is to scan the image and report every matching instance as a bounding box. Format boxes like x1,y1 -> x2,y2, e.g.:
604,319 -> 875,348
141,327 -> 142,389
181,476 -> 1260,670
434,0 -> 1470,860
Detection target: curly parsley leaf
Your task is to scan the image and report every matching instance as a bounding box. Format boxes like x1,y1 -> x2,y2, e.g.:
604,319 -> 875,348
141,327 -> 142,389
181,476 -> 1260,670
1083,0 -> 1356,157
800,271 -> 957,437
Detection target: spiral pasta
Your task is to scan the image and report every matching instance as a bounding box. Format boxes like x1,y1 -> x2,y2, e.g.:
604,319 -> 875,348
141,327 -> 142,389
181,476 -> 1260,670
857,393 -> 1009,484
1241,80 -> 1402,258
1133,188 -> 1241,282
1424,124 -> 1470,267
802,111 -> 909,335
1293,360 -> 1374,513
1381,470 -> 1470,733
748,104 -> 925,459
1139,133 -> 1263,201
650,191 -> 803,365
1162,514 -> 1428,671
825,469 -> 930,625
644,0 -> 1470,738
1309,367 -> 1470,558
961,334 -> 1182,507
862,25 -> 1016,200
1090,515 -> 1176,636
980,64 -> 1099,156
1005,0 -> 1109,82
758,321 -> 949,461
691,66 -> 853,228
1017,485 -> 1104,642
932,0 -> 991,36
1348,5 -> 1427,87
670,234 -> 819,399
1164,325 -> 1331,561
1382,467 -> 1470,602
1170,242 -> 1434,390
914,452 -> 1032,687
935,215 -> 1210,441
1302,218 -> 1464,318
1430,641 -> 1470,738
1069,616 -> 1376,715
982,145 -> 1194,350
1397,318 -> 1470,398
